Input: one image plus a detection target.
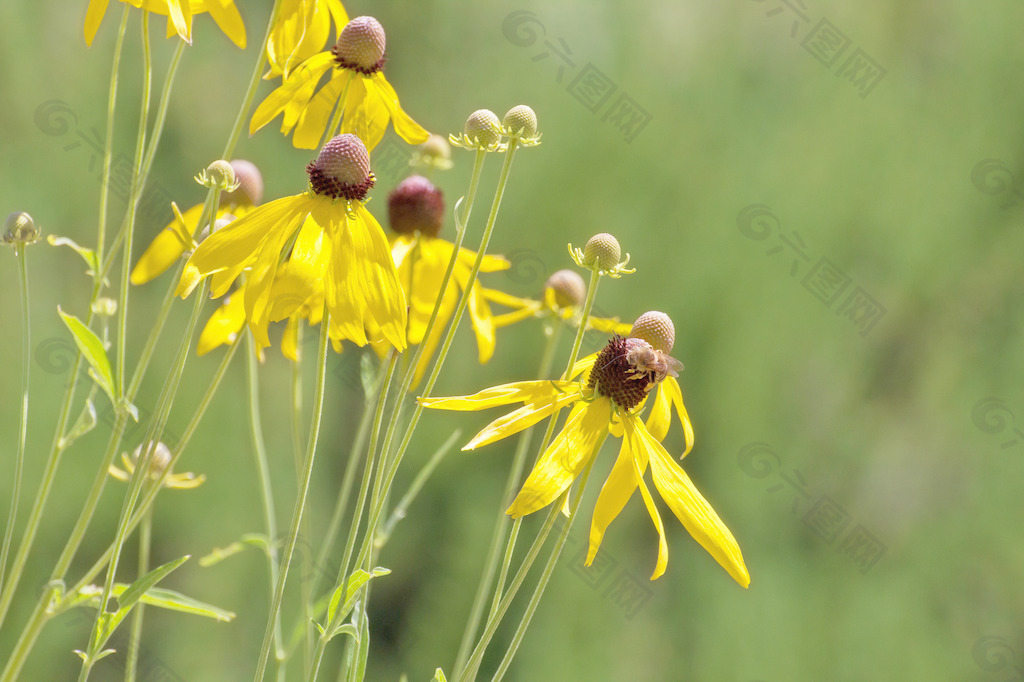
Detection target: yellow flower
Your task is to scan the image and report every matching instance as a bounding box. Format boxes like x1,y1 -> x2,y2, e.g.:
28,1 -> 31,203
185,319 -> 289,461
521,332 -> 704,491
265,0 -> 349,79
365,175 -> 509,385
250,15 -> 429,150
109,441 -> 204,490
177,134 -> 407,354
420,317 -> 748,586
486,268 -> 633,337
131,160 -> 263,286
85,0 -> 246,48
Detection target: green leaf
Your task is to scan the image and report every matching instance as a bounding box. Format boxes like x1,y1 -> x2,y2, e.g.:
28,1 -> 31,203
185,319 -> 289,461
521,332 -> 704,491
47,234 -> 99,275
130,586 -> 235,622
326,567 -> 390,634
434,669 -> 449,682
58,307 -> 116,403
102,555 -> 189,638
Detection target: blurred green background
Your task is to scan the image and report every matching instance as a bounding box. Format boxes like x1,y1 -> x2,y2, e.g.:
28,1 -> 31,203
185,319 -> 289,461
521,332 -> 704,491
2,1 -> 1023,680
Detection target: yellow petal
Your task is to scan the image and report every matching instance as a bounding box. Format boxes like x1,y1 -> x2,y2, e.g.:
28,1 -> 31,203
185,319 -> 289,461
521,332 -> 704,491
197,293 -> 245,355
84,0 -> 110,46
370,73 -> 430,145
243,210 -> 308,349
588,316 -> 633,336
506,399 -> 610,517
341,76 -> 388,151
419,380 -> 577,411
482,288 -> 535,309
250,53 -> 333,134
649,376 -> 694,457
294,71 -> 349,149
622,417 -> 670,579
281,313 -> 300,361
465,388 -> 581,450
586,440 -> 636,565
203,0 -> 246,48
165,0 -> 192,44
641,421 -> 750,587
177,195 -> 307,299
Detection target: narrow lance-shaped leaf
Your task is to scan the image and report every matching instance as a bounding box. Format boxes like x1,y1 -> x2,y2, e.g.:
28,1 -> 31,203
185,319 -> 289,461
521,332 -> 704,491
58,306 -> 116,404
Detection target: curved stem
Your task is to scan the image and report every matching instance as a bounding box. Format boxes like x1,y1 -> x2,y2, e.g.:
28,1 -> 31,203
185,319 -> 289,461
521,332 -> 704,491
0,247 -> 31,594
124,509 -> 152,682
452,322 -> 562,674
253,305 -> 331,682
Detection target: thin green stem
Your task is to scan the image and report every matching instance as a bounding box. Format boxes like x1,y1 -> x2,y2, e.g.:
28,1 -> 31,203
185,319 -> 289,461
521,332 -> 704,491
115,10 -> 153,400
95,5 -> 129,267
0,248 -> 31,594
124,509 -> 152,682
562,267 -> 602,378
221,0 -> 286,160
247,334 -> 285,667
0,326 -> 240,682
460,461 -> 598,682
306,352 -> 399,681
489,462 -> 596,681
452,323 -> 562,674
253,306 -> 331,682
359,143 -> 521,573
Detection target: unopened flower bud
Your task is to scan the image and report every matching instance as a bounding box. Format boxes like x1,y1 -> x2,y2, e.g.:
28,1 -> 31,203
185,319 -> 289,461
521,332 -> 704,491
223,160 -> 263,206
333,16 -> 386,74
388,175 -> 444,237
132,441 -> 173,479
307,134 -> 375,201
463,109 -> 502,148
544,269 -> 585,308
503,105 -> 538,138
3,212 -> 40,247
630,311 -> 675,353
412,134 -> 453,170
197,160 -> 239,192
92,297 -> 118,317
582,233 -> 621,271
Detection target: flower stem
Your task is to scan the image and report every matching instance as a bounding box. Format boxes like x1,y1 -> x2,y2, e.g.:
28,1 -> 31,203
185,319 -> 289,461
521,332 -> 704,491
124,508 -> 152,682
452,322 -> 562,674
0,247 -> 30,596
247,333 -> 286,667
253,305 -> 331,682
95,5 -> 129,268
562,267 -> 602,378
221,0 -> 285,160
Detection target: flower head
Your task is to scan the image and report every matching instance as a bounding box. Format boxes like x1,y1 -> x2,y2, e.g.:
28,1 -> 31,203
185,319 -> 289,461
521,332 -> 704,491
84,0 -> 246,48
177,134 -> 407,354
570,232 -> 634,278
251,15 -> 429,150
501,105 -> 541,146
420,314 -> 747,585
109,441 -> 204,490
365,175 -> 509,385
130,160 -> 262,285
3,212 -> 40,251
410,134 -> 454,172
450,109 -> 504,152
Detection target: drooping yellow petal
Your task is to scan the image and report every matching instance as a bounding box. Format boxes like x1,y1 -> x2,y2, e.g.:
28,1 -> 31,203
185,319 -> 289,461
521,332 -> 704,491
293,70 -> 350,148
506,399 -> 610,517
419,380 -> 576,412
647,376 -> 694,457
243,208 -> 309,349
342,76 -> 389,151
268,219 -> 326,321
370,72 -> 430,145
84,0 -> 111,45
622,416 -> 670,579
165,0 -> 192,44
281,314 -> 301,361
587,440 -> 638,567
130,203 -> 204,285
197,293 -> 245,355
640,421 -> 750,587
250,53 -> 334,135
178,194 -> 308,298
588,315 -> 633,336
350,203 -> 408,349
464,388 -> 581,450
203,0 -> 246,48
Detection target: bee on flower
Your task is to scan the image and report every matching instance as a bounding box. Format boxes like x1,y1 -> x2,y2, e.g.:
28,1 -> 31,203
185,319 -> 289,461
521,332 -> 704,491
176,133 -> 407,355
84,0 -> 246,47
251,15 -> 429,150
420,312 -> 747,585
